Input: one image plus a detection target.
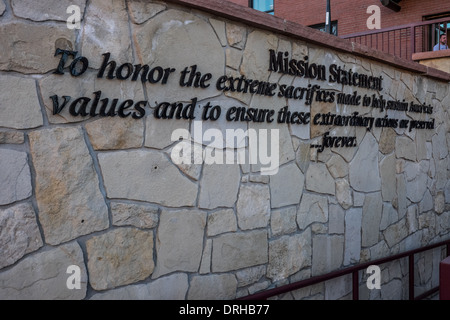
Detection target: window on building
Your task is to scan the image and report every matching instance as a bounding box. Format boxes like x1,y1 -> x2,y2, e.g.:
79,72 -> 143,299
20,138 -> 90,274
250,0 -> 274,15
309,21 -> 338,36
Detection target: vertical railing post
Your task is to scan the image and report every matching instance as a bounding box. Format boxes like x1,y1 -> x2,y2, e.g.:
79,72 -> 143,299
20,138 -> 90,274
352,271 -> 359,300
440,256 -> 450,300
445,22 -> 448,48
409,255 -> 414,300
394,30 -> 396,56
432,23 -> 436,50
387,32 -> 390,55
410,25 -> 415,58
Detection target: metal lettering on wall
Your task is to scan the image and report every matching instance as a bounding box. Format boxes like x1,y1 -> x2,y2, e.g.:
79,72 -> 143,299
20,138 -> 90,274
49,47 -> 436,152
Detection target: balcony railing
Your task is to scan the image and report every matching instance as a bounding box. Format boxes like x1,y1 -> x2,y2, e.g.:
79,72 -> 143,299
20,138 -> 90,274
341,17 -> 450,60
240,239 -> 450,300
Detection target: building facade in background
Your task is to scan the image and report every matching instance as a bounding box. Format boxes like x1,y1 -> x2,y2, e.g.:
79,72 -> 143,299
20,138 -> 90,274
229,0 -> 449,35
228,0 -> 450,58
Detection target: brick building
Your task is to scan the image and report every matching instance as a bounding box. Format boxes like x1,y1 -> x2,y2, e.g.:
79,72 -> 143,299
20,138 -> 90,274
228,0 -> 449,35
228,0 -> 450,59
278,0 -> 448,36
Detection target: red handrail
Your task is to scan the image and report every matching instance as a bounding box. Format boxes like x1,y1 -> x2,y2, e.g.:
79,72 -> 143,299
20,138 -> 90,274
239,239 -> 450,300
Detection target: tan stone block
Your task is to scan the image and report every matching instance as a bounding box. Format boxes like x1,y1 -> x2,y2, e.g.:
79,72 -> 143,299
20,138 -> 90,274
90,273 -> 188,299
0,149 -> 32,205
128,0 -> 166,24
11,0 -> 86,21
236,183 -> 270,230
187,274 -> 237,300
0,203 -> 43,269
133,9 -> 224,103
199,163 -> 240,209
212,230 -> 268,272
297,193 -> 328,230
0,242 -> 87,299
153,209 -> 206,278
269,163 -> 304,208
267,231 -> 311,281
241,30 -> 277,80
29,127 -> 109,245
0,131 -> 25,144
379,127 -> 396,155
226,23 -> 247,49
81,0 -> 132,69
98,150 -> 198,207
0,75 -> 43,129
111,201 -> 159,229
0,22 -> 76,74
86,117 -> 144,150
87,227 -> 154,290
312,234 -> 344,276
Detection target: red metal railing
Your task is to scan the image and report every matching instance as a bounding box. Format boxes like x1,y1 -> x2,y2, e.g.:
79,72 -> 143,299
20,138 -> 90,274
240,239 -> 450,300
341,17 -> 450,60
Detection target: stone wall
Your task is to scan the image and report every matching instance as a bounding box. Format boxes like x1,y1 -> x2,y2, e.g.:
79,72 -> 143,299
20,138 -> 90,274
0,0 -> 449,300
413,51 -> 450,75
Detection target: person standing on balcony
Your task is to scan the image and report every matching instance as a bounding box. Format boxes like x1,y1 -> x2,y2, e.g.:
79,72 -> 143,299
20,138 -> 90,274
433,34 -> 448,51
